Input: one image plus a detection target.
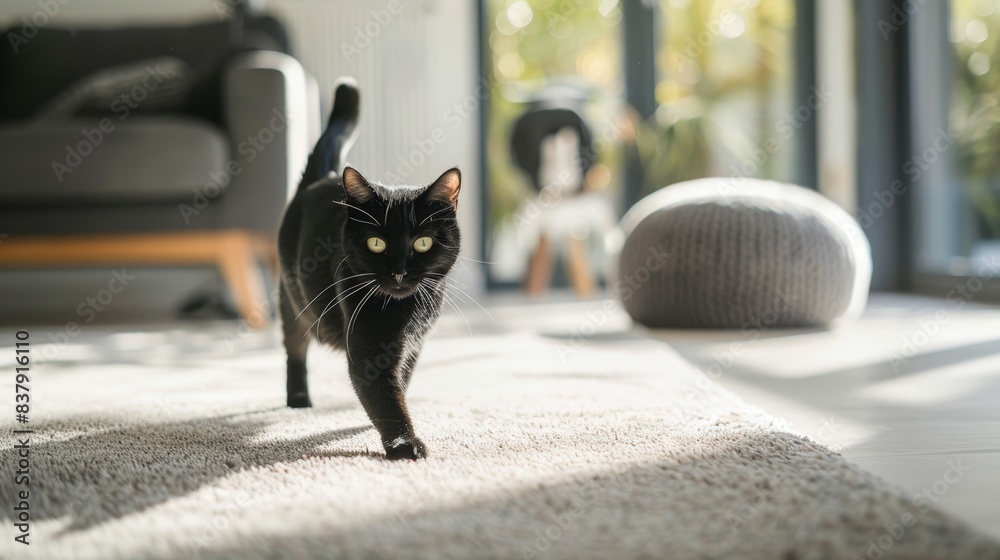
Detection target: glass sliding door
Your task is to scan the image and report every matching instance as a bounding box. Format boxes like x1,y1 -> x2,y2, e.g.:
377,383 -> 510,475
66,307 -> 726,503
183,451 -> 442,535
911,0 -> 1000,280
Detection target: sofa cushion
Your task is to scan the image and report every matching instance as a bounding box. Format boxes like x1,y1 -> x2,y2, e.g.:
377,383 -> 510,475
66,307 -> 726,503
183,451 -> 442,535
0,117 -> 230,205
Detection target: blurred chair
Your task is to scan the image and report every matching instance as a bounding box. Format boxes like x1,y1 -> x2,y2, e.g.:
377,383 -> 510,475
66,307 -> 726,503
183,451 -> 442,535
510,102 -> 614,297
0,13 -> 318,326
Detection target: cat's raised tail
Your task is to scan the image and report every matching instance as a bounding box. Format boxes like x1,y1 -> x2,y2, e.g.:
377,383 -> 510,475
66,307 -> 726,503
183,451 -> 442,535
300,77 -> 361,190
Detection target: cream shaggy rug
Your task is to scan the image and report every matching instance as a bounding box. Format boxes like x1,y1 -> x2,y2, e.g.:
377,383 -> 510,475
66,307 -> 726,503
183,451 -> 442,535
1,312 -> 998,560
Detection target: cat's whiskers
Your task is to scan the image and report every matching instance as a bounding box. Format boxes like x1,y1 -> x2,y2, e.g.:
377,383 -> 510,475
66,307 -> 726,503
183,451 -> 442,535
439,279 -> 497,324
425,272 -> 467,288
429,241 -> 498,267
308,281 -> 369,339
412,284 -> 428,314
423,273 -> 465,292
333,255 -> 350,278
349,285 -> 379,337
422,278 -> 470,334
325,278 -> 377,313
332,199 -> 382,226
456,255 -> 499,265
419,286 -> 439,322
431,246 -> 498,270
349,216 -> 380,227
323,286 -> 360,342
346,284 -> 380,363
418,207 -> 450,226
295,272 -> 374,320
417,283 -> 443,324
417,278 -> 439,305
304,279 -> 375,338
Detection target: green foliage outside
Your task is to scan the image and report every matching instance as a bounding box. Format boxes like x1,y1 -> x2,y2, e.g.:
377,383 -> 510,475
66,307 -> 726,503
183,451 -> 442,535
952,0 -> 1000,238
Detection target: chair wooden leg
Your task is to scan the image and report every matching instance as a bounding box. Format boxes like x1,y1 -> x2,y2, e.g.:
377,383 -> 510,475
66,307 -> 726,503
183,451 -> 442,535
567,236 -> 596,298
219,233 -> 269,328
524,233 -> 552,295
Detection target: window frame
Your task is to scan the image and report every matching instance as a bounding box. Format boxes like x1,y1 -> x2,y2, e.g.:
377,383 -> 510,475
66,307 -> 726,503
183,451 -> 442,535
858,0 -> 1000,301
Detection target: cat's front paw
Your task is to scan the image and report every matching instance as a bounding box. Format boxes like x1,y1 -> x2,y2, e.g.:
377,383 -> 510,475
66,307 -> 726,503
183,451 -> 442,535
287,392 -> 312,408
384,435 -> 428,461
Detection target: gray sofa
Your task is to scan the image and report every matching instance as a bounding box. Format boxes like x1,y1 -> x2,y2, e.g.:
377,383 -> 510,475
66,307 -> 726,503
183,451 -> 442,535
0,13 -> 317,236
0,15 -> 319,324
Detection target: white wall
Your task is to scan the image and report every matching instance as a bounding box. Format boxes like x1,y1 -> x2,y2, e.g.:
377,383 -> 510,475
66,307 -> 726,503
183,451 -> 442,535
0,0 -> 221,26
266,0 -> 483,290
1,0 -> 485,291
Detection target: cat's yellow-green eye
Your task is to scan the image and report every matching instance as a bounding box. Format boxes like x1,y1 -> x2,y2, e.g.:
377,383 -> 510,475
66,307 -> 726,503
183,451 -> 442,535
413,237 -> 433,253
366,237 -> 386,253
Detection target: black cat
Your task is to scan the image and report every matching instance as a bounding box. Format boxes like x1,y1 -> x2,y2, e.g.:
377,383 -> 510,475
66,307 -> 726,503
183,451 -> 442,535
278,79 -> 461,460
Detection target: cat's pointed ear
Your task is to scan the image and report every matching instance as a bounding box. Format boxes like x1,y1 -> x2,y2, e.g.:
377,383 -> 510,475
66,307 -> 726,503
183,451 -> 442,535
342,166 -> 374,203
426,168 -> 461,208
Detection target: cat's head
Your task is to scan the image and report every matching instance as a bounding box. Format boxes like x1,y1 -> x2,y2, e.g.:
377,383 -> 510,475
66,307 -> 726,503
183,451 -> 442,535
338,166 -> 461,299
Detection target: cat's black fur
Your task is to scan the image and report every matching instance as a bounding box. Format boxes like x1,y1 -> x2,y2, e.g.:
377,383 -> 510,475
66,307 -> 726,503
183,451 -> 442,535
278,79 -> 460,460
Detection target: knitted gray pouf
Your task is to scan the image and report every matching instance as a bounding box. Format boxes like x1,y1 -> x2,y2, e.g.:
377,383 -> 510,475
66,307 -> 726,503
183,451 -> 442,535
614,178 -> 871,329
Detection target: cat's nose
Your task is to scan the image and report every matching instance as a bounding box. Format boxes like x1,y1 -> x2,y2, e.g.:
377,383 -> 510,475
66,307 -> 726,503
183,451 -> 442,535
393,273 -> 406,283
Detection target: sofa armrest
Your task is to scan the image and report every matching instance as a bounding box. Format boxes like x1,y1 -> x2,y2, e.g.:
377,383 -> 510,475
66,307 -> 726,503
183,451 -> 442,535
305,73 -> 322,148
221,50 -> 312,233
